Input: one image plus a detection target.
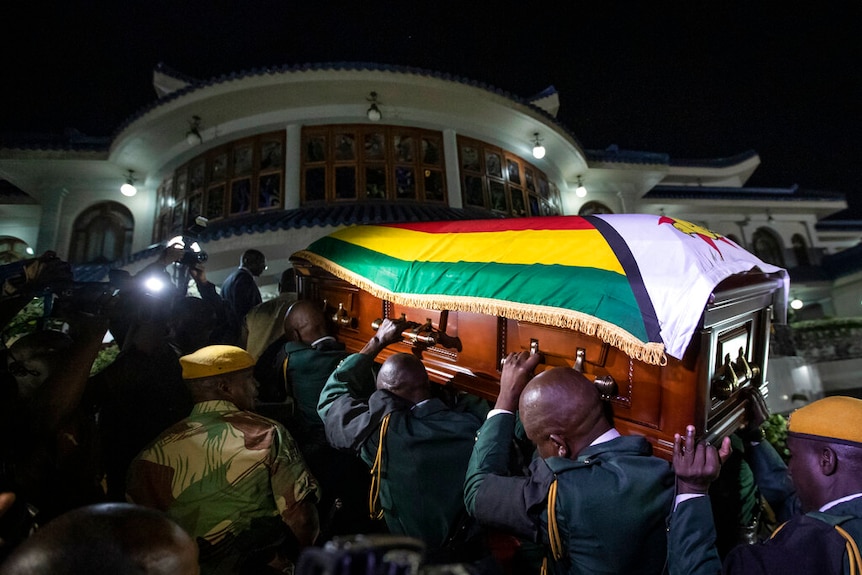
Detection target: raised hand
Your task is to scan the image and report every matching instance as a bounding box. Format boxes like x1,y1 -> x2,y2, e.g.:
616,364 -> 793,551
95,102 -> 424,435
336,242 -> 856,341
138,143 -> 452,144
495,350 -> 543,411
673,425 -> 732,495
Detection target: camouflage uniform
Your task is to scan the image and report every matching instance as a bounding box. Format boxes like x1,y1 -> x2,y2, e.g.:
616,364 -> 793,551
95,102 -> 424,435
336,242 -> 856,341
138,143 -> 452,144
127,399 -> 320,554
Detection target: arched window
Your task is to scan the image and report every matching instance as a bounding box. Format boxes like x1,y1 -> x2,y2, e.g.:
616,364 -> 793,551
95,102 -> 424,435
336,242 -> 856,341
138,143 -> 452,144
751,227 -> 785,267
0,237 -> 33,264
578,201 -> 614,216
726,234 -> 743,247
792,233 -> 810,266
69,202 -> 134,264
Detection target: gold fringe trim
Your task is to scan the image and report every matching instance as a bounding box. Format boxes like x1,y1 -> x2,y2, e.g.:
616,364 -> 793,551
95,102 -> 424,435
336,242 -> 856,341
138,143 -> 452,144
293,250 -> 668,366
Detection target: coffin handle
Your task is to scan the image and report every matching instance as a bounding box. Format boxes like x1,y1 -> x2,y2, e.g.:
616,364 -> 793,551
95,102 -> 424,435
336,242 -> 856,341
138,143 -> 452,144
574,348 -> 586,373
594,375 -> 617,398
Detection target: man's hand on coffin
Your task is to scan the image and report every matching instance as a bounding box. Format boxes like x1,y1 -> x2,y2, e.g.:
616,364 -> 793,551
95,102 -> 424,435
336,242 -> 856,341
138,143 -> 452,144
738,386 -> 770,443
495,351 -> 543,412
673,424 -> 733,495
361,317 -> 415,356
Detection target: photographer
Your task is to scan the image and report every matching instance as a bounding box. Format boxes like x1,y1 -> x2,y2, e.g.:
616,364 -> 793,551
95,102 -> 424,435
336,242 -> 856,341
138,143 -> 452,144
88,246 -> 220,501
2,253 -> 109,559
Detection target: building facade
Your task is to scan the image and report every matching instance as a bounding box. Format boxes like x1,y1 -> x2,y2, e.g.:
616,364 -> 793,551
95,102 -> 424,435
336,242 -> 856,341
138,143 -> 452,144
1,63 -> 860,319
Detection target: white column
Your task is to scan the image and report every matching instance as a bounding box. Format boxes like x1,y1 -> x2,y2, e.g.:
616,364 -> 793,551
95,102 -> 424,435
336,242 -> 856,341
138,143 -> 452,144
442,129 -> 462,208
35,188 -> 69,256
284,124 -> 302,210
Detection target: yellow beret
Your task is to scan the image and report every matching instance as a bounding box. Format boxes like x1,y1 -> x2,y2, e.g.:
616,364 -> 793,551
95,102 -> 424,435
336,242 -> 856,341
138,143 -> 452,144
788,396 -> 862,446
179,345 -> 255,380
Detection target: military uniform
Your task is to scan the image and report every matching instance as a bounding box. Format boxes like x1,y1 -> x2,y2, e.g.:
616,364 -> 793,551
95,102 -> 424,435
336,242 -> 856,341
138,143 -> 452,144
668,396 -> 862,575
283,338 -> 348,431
669,495 -> 862,575
464,412 -> 675,574
127,399 -> 320,569
317,353 -> 488,550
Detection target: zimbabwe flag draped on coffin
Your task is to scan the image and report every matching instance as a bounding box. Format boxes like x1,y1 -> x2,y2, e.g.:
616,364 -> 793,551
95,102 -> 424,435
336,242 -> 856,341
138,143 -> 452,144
292,214 -> 787,365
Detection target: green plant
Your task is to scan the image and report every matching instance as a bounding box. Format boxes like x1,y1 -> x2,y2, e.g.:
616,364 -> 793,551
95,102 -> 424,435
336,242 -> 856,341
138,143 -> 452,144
761,413 -> 790,462
91,343 -> 120,375
3,296 -> 120,375
2,297 -> 45,345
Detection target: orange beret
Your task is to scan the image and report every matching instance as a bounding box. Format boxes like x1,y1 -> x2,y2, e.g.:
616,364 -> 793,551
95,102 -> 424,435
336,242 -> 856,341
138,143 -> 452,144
179,345 -> 255,380
787,396 -> 862,446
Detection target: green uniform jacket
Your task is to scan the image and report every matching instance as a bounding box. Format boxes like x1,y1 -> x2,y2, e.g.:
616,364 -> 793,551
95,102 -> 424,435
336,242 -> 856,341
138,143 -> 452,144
281,339 -> 349,432
317,353 -> 488,550
668,485 -> 862,575
464,412 -> 674,574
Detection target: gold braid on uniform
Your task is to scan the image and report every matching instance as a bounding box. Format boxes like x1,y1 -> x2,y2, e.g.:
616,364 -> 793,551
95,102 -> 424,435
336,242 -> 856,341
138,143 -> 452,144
771,521 -> 860,575
835,525 -> 861,575
541,478 -> 563,575
368,413 -> 391,520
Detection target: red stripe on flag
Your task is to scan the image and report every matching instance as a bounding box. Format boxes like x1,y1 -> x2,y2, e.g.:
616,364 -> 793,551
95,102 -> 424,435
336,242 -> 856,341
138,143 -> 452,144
381,216 -> 595,234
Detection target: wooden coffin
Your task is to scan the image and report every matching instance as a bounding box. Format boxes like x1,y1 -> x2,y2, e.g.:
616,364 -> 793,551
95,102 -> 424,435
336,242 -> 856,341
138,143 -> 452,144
290,216 -> 787,460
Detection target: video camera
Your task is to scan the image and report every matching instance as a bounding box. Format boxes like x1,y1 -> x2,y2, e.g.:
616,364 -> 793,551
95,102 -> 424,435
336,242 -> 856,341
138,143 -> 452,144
49,267 -> 172,320
169,216 -> 208,295
177,216 -> 209,267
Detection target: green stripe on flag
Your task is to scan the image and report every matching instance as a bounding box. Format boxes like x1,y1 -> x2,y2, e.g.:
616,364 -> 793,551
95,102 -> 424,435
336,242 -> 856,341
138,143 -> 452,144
305,236 -> 647,340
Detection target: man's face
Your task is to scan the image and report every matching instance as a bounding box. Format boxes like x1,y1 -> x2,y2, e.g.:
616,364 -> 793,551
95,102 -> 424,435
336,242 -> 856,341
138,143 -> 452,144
227,369 -> 258,411
786,435 -> 822,512
248,257 -> 267,277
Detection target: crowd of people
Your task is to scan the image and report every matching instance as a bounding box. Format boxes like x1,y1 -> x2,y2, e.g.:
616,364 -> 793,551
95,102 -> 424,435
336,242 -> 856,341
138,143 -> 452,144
0,249 -> 860,574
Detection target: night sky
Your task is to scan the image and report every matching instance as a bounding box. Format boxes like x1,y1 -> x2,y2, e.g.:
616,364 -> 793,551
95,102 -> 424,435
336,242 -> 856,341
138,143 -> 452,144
2,2 -> 860,215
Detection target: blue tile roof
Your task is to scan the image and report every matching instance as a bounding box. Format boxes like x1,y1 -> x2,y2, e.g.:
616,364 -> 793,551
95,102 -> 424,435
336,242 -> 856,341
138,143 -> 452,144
644,184 -> 846,203
199,202 -> 501,241
668,150 -> 759,168
585,144 -> 669,166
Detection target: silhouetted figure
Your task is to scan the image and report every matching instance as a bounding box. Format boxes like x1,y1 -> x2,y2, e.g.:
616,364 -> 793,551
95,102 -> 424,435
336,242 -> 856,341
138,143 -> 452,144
0,503 -> 199,575
220,249 -> 266,344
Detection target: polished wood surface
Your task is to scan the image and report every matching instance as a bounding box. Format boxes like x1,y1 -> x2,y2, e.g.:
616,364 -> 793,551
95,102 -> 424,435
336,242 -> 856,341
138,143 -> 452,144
292,258 -> 780,461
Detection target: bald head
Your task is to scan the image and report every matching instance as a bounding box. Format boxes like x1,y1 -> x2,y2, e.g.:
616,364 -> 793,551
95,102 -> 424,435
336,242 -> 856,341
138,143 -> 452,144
519,367 -> 611,460
283,299 -> 329,345
0,503 -> 199,575
376,353 -> 430,405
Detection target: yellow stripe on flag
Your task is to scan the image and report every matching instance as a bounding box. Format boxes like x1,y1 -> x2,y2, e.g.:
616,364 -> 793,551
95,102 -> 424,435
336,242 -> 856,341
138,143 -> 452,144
330,226 -> 625,275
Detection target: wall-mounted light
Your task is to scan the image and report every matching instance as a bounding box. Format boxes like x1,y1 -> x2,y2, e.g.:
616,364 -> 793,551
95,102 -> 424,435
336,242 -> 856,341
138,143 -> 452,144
575,175 -> 587,198
366,92 -> 382,121
790,298 -> 804,310
186,115 -> 203,146
120,169 -> 137,197
531,132 -> 546,159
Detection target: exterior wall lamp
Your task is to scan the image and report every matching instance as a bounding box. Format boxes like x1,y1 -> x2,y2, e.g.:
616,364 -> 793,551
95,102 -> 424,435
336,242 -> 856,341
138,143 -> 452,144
120,169 -> 137,197
531,132 -> 546,159
186,115 -> 203,146
367,92 -> 382,121
575,175 -> 587,198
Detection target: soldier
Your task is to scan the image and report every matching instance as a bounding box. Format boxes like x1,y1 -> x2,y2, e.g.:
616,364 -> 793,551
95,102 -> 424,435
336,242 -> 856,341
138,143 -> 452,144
464,352 -> 675,574
127,345 -> 320,574
669,396 -> 862,575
